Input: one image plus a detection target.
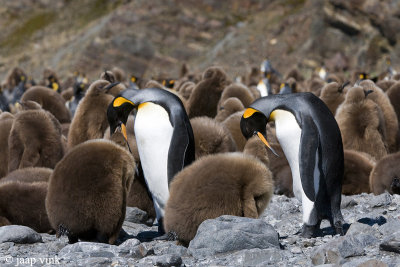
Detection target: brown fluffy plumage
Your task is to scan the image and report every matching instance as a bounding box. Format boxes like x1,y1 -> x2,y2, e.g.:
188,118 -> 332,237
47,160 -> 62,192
243,136 -> 270,167
0,167 -> 52,184
67,80 -> 115,149
164,152 -> 274,245
215,97 -> 245,122
266,143 -> 293,197
177,81 -> 195,100
376,80 -> 396,92
359,80 -> 398,152
187,66 -> 229,118
307,78 -> 325,97
46,139 -> 135,244
0,112 -> 14,178
8,106 -> 65,172
222,111 -> 247,151
61,87 -> 74,102
335,86 -> 388,160
342,150 -> 375,195
190,116 -> 236,159
386,82 -> 400,150
370,152 -> 400,195
21,86 -> 71,123
217,83 -> 255,110
0,181 -> 52,232
319,82 -> 348,115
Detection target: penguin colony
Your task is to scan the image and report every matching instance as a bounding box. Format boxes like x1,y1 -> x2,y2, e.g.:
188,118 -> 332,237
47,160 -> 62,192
0,60 -> 399,246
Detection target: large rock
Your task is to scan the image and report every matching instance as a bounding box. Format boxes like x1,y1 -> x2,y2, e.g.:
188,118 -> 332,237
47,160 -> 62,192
188,215 -> 279,258
125,207 -> 149,225
378,216 -> 400,236
0,225 -> 42,244
380,230 -> 400,254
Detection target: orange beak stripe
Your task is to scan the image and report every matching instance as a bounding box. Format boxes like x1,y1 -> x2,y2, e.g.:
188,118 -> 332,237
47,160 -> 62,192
121,123 -> 128,141
256,132 -> 279,157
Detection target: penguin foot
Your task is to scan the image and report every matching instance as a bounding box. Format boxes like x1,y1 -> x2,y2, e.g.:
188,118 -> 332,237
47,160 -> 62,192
153,231 -> 178,241
300,224 -> 319,238
334,221 -> 344,236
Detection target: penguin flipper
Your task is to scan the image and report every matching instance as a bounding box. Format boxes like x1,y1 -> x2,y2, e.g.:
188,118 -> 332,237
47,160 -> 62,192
299,116 -> 321,202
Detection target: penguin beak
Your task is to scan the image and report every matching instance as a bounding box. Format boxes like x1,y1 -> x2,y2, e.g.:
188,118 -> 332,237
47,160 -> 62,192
104,82 -> 120,92
121,123 -> 128,141
254,131 -> 279,157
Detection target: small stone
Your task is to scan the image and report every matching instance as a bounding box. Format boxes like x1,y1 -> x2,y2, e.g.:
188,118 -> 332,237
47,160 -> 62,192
380,231 -> 400,254
153,242 -> 188,257
370,192 -> 392,208
291,246 -> 302,254
379,216 -> 400,236
125,207 -> 149,225
0,225 -> 42,244
151,254 -> 182,267
388,206 -> 397,211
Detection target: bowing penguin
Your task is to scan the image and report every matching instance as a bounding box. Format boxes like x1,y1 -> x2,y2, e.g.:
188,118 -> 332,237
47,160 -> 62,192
240,92 -> 344,237
108,87 -> 195,236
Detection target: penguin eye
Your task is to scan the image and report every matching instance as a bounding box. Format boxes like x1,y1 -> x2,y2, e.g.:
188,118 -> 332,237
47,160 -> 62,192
253,131 -> 258,136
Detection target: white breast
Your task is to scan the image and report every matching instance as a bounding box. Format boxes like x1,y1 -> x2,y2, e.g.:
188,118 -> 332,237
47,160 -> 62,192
257,80 -> 268,97
134,102 -> 174,219
273,109 -> 317,225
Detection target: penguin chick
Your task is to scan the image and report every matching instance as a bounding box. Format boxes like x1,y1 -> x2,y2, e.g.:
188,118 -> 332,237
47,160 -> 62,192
0,112 -> 14,178
285,68 -> 305,82
111,66 -> 127,83
67,80 -> 118,149
335,86 -> 388,161
376,80 -> 396,92
320,82 -> 349,115
46,139 -> 135,244
190,116 -> 236,159
342,150 -> 375,195
243,135 -> 270,167
217,83 -> 255,110
386,82 -> 400,138
0,181 -> 52,232
0,167 -> 52,183
222,111 -> 247,151
177,81 -> 195,100
187,66 -> 230,118
370,152 -> 400,195
164,152 -> 274,245
359,80 -> 398,152
61,87 -> 74,102
8,104 -> 64,172
215,97 -> 245,122
100,71 -> 126,96
307,77 -> 325,97
21,86 -> 71,123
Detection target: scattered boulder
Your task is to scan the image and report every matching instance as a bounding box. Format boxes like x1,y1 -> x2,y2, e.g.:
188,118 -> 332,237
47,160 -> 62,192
0,225 -> 42,244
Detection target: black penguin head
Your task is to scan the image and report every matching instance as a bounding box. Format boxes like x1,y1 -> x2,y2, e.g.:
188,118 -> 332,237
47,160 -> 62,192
162,79 -> 175,89
240,108 -> 278,156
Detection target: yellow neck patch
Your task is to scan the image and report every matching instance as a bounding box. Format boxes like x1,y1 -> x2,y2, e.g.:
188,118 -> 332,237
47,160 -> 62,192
52,82 -> 59,91
113,97 -> 134,107
243,108 -> 259,119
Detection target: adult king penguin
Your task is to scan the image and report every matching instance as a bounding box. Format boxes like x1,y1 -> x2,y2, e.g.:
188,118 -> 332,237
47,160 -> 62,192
107,87 -> 195,237
240,92 -> 344,237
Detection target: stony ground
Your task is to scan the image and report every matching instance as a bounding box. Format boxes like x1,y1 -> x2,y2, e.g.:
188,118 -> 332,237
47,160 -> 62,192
0,193 -> 399,266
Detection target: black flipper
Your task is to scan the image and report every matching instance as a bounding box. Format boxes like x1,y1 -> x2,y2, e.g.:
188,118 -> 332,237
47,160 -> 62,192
299,116 -> 321,202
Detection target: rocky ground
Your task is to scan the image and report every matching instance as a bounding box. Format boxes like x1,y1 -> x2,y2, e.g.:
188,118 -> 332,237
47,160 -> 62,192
0,193 -> 399,266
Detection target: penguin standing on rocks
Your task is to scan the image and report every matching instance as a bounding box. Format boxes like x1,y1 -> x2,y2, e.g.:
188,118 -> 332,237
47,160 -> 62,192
240,92 -> 344,237
108,87 -> 195,236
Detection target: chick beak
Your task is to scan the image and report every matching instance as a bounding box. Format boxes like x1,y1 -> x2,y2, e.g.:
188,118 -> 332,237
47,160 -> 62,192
255,131 -> 279,157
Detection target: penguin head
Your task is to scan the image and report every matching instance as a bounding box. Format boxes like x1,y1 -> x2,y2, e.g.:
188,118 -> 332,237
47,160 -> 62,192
162,79 -> 175,89
240,107 -> 278,156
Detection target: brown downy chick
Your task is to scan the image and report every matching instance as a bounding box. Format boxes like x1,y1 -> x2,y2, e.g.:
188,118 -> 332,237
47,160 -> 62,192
222,111 -> 247,151
319,82 -> 349,115
67,80 -> 117,149
0,167 -> 52,183
359,80 -> 399,152
164,152 -> 274,245
46,139 -> 135,244
0,181 -> 52,232
100,71 -> 126,96
370,152 -> 400,195
335,86 -> 388,161
215,97 -> 245,123
218,83 -> 255,110
21,86 -> 71,123
8,101 -> 65,172
0,112 -> 14,178
187,66 -> 230,118
190,116 -> 236,159
342,150 -> 375,195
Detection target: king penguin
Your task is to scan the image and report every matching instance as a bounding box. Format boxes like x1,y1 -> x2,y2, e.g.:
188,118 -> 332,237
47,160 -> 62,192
240,92 -> 344,237
108,87 -> 195,236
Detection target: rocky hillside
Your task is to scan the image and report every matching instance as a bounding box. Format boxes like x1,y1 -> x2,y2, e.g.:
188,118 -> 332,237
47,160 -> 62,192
0,0 -> 400,81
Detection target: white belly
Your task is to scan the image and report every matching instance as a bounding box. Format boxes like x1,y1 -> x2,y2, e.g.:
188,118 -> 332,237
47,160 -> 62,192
134,102 -> 174,219
257,80 -> 268,97
273,109 -> 316,224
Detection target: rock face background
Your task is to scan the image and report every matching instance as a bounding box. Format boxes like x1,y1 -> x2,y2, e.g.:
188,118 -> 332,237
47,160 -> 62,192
0,0 -> 400,80
0,194 -> 399,266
